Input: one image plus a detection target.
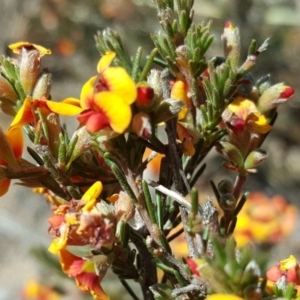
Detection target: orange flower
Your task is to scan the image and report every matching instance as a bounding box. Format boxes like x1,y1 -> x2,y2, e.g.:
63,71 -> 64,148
233,192 -> 298,248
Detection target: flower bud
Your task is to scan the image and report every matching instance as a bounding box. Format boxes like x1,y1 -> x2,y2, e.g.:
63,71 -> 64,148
257,83 -> 294,114
218,179 -> 233,194
32,72 -> 52,99
19,48 -> 41,95
0,102 -> 16,116
244,149 -> 268,170
219,193 -> 236,211
65,127 -> 93,167
257,74 -> 271,95
171,79 -> 189,120
215,141 -> 244,169
136,82 -> 155,109
132,112 -> 152,138
221,21 -> 241,68
153,99 -> 184,124
46,112 -> 61,158
147,69 -> 163,99
9,43 -> 50,96
0,75 -> 18,103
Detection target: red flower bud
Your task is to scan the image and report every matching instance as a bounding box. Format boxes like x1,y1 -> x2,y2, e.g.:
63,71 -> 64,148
136,83 -> 154,108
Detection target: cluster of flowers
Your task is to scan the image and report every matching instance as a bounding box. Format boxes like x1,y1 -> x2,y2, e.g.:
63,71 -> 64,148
0,18 -> 296,300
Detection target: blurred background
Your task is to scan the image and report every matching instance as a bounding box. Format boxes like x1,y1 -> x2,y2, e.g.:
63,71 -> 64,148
0,0 -> 300,299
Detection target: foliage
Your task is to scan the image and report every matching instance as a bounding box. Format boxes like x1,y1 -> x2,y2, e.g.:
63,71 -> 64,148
0,0 -> 297,299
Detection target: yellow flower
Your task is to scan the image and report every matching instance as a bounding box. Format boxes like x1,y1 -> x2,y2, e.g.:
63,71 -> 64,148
227,97 -> 271,134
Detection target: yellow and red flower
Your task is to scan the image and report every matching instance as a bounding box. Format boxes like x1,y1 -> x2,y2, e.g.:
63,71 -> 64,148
9,51 -> 136,135
66,51 -> 137,133
22,279 -> 61,300
48,181 -> 115,300
57,249 -> 110,300
233,192 -> 298,248
226,97 -> 272,135
266,255 -> 300,296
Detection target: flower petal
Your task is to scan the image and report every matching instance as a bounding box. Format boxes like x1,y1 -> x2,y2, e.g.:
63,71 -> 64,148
81,181 -> 103,211
101,67 -> 136,104
80,111 -> 110,133
9,42 -> 51,56
61,97 -> 81,107
246,113 -> 272,134
77,271 -> 110,300
93,92 -> 132,133
58,249 -> 110,300
6,126 -> 23,159
280,255 -> 297,271
97,52 -> 116,73
228,98 -> 257,119
171,80 -> 189,120
80,77 -> 97,109
10,97 -> 34,128
46,100 -> 83,116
